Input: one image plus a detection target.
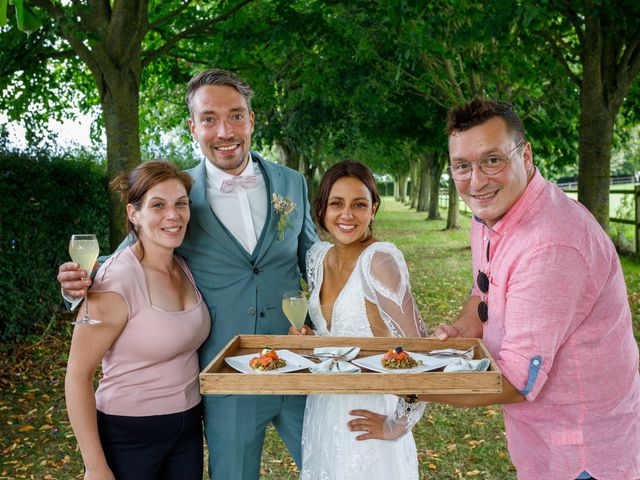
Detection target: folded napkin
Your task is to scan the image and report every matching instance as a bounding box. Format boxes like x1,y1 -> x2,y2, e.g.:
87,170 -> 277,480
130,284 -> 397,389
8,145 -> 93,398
442,357 -> 491,373
309,347 -> 361,374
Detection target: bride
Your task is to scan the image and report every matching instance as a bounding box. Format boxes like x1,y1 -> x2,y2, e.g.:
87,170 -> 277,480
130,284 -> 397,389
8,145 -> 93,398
291,161 -> 427,479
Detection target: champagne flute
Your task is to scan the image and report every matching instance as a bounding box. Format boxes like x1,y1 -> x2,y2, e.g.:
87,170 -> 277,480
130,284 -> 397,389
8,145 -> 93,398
69,234 -> 101,325
282,290 -> 308,331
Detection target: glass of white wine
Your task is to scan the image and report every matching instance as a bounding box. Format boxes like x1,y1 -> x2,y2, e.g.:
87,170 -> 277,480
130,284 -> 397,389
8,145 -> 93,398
282,290 -> 308,331
69,234 -> 101,325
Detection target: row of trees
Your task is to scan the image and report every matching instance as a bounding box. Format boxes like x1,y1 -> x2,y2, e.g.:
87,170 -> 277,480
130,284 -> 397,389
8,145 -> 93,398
2,0 -> 640,247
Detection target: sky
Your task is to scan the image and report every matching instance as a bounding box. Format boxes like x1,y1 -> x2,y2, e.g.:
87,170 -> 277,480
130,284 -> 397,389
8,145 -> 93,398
1,112 -> 99,150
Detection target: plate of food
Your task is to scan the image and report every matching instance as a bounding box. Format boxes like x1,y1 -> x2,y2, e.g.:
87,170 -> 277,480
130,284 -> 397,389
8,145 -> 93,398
352,346 -> 449,374
225,347 -> 316,374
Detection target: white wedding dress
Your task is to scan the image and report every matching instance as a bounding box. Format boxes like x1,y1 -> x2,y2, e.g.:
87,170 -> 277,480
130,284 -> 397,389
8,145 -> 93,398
300,241 -> 427,480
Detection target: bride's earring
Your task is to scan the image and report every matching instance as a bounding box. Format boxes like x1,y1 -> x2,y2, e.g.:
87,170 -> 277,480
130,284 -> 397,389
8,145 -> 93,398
361,219 -> 374,242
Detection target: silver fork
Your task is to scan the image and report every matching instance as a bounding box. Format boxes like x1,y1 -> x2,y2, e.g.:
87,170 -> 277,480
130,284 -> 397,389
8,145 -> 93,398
426,345 -> 475,359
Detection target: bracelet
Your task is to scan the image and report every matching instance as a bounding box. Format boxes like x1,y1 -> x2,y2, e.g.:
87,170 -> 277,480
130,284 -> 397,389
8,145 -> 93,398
398,394 -> 420,417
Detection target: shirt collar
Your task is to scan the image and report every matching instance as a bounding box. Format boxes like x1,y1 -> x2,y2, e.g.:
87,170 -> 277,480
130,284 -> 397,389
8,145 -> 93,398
481,167 -> 545,235
204,153 -> 258,191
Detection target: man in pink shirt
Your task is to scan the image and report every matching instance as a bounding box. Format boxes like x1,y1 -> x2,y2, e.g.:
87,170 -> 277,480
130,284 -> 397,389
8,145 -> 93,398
425,98 -> 640,480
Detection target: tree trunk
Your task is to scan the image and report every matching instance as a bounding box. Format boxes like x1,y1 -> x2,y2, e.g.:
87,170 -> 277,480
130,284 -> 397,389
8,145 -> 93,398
445,176 -> 460,230
410,157 -> 419,209
100,73 -> 142,250
396,175 -> 408,204
576,14 -> 623,232
576,95 -> 614,231
46,1 -> 147,249
277,140 -> 301,171
558,8 -> 640,231
417,154 -> 430,212
303,157 -> 318,203
427,153 -> 446,220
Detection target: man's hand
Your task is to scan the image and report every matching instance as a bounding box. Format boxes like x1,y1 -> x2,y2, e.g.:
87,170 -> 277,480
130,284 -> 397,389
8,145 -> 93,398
431,324 -> 462,341
57,262 -> 92,298
430,296 -> 484,340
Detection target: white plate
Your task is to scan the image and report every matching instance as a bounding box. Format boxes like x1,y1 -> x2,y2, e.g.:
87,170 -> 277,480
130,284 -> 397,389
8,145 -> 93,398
352,352 -> 450,374
225,349 -> 317,374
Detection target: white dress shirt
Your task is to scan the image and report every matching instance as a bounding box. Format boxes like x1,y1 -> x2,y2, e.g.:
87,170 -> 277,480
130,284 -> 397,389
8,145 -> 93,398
205,157 -> 268,254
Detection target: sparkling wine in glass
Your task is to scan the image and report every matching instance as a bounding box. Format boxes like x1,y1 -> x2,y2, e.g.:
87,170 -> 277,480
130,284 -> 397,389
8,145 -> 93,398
69,234 -> 101,325
282,290 -> 308,330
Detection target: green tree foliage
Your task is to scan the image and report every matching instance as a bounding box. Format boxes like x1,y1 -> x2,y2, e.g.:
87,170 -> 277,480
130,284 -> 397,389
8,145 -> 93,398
521,0 -> 640,229
0,152 -> 109,340
1,0 -> 257,248
2,0 -> 639,233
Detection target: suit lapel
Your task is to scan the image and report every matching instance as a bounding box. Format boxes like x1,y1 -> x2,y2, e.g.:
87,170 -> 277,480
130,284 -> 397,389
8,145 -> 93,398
189,160 -> 251,261
253,153 -> 280,263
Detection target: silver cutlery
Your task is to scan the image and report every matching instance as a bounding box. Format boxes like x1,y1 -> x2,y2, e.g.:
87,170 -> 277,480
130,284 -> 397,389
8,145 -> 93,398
425,346 -> 475,359
302,347 -> 358,361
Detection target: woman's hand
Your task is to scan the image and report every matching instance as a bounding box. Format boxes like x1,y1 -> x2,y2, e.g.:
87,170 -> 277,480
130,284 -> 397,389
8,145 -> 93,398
58,261 -> 93,298
288,325 -> 315,335
84,465 -> 115,480
348,409 -> 406,441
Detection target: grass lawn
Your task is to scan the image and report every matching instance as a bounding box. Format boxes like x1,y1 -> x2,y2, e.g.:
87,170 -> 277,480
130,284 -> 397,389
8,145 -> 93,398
1,197 -> 638,479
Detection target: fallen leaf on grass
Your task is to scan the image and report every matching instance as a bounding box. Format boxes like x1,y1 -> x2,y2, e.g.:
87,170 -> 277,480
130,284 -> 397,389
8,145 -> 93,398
467,439 -> 485,448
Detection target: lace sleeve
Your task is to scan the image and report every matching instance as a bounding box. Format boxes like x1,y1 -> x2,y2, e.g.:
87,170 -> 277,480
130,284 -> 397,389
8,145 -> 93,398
359,243 -> 428,338
359,243 -> 427,437
305,241 -> 331,293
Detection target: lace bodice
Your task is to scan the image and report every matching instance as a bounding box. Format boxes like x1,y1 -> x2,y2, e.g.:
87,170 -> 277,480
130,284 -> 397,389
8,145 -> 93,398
306,241 -> 427,338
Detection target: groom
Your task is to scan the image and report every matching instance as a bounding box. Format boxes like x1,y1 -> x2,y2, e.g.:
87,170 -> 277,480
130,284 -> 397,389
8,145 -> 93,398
58,69 -> 318,479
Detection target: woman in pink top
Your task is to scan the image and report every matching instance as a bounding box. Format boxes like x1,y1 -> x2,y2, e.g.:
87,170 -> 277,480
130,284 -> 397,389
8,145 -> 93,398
65,161 -> 211,480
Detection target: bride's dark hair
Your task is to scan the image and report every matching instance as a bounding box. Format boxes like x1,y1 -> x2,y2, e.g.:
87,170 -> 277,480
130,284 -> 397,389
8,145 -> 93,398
314,161 -> 380,236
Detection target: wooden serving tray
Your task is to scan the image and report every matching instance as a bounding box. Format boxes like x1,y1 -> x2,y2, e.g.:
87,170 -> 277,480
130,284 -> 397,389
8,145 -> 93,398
200,335 -> 502,395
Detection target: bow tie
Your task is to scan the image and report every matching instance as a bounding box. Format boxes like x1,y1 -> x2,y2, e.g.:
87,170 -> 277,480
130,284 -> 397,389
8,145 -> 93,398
220,175 -> 258,193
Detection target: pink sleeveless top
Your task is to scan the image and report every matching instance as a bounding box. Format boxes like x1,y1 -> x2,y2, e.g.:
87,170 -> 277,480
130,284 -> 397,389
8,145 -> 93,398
92,247 -> 211,416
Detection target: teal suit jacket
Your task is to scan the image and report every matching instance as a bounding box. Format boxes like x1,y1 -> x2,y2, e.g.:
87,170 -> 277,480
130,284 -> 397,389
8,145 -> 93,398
177,153 -> 318,366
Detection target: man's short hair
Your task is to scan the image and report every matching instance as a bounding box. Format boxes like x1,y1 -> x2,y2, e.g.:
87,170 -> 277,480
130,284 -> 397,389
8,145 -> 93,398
446,97 -> 525,143
185,69 -> 254,117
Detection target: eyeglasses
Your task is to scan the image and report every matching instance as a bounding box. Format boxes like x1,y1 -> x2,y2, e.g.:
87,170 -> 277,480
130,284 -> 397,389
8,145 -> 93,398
477,239 -> 490,323
448,140 -> 526,181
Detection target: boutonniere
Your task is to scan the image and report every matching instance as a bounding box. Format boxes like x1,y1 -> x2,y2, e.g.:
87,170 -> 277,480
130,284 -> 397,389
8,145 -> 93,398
272,193 -> 296,241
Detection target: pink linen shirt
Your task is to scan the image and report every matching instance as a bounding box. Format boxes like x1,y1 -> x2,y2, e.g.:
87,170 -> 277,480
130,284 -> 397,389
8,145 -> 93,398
470,170 -> 640,480
92,247 -> 211,417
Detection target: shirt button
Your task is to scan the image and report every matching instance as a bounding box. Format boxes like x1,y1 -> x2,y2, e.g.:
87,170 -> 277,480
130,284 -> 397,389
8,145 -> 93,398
252,267 -> 260,274
248,307 -> 256,316
533,359 -> 540,366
